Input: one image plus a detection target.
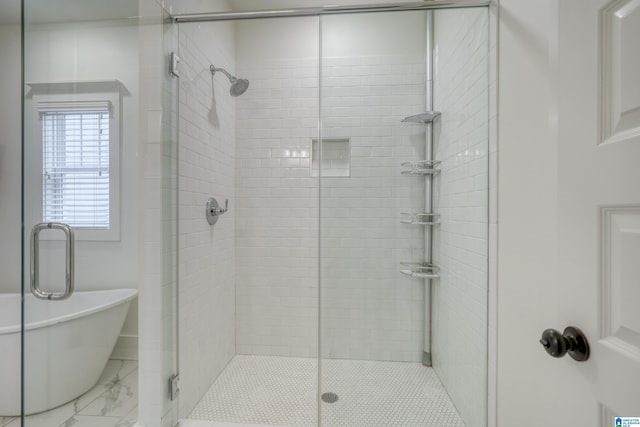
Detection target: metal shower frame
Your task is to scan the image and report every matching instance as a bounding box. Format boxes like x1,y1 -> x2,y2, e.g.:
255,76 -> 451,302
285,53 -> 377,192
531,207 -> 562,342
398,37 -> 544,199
172,0 -> 490,22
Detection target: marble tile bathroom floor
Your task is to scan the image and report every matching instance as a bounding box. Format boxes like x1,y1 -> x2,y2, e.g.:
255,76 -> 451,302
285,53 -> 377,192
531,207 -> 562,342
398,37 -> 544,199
187,355 -> 465,427
1,359 -> 138,427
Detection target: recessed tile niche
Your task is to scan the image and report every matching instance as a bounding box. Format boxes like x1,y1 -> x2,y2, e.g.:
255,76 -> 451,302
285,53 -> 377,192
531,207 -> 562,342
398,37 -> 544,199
311,138 -> 351,177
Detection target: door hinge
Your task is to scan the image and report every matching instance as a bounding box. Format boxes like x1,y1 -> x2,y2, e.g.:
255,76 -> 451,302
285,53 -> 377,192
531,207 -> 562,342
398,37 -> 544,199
170,52 -> 180,78
169,373 -> 180,401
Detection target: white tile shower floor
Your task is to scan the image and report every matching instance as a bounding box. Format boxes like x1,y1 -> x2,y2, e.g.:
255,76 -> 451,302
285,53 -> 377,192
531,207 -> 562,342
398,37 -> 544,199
0,360 -> 138,427
186,355 -> 465,427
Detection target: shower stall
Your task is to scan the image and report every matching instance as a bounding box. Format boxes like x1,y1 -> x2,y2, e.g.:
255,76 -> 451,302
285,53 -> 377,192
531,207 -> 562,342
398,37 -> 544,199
176,3 -> 491,427
1,0 -> 492,426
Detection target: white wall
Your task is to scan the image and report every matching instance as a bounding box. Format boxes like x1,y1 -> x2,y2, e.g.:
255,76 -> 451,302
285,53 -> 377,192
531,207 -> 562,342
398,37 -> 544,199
432,8 -> 489,427
177,15 -> 237,417
234,16 -> 320,358
496,0 -> 562,425
319,11 -> 427,362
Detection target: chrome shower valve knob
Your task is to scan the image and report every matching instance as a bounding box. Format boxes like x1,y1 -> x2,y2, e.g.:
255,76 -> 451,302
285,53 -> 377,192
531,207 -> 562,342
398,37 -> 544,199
206,197 -> 228,226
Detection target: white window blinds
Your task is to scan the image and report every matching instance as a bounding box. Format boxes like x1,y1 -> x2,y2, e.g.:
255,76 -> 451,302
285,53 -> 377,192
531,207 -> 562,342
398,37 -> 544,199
40,101 -> 111,229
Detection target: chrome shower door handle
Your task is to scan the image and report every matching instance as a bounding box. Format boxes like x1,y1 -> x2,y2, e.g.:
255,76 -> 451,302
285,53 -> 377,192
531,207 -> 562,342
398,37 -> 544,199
30,222 -> 75,300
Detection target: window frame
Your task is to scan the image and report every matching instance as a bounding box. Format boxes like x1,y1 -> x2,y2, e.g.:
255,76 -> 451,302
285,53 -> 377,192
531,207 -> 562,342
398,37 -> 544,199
27,85 -> 121,241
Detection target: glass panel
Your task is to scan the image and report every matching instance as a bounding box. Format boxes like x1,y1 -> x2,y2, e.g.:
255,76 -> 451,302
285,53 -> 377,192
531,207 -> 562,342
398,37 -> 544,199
319,8 -> 489,427
19,1 -> 178,425
176,15 -> 321,425
160,6 -> 180,427
0,1 -> 21,421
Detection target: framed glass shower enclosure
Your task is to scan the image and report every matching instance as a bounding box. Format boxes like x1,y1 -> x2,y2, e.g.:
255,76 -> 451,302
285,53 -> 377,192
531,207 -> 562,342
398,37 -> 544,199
173,3 -> 490,426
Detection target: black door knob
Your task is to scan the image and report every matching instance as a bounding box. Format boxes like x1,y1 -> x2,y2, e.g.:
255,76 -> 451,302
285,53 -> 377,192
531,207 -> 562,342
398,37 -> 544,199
539,326 -> 590,362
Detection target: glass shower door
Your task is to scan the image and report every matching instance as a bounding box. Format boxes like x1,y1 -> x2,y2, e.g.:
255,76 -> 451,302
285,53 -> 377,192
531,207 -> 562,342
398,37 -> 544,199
318,8 -> 490,426
19,0 -> 178,425
318,11 -> 430,426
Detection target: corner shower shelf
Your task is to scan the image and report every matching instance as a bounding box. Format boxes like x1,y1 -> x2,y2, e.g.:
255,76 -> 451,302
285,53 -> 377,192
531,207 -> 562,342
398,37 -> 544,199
400,212 -> 440,225
401,111 -> 441,124
400,262 -> 440,279
401,160 -> 441,176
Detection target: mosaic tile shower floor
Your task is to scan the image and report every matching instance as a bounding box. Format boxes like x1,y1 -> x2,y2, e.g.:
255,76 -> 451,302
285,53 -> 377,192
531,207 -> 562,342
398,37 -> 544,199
187,355 -> 465,427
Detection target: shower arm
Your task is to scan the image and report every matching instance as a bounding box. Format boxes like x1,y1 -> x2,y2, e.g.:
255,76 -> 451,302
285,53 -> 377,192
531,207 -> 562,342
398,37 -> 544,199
210,65 -> 236,82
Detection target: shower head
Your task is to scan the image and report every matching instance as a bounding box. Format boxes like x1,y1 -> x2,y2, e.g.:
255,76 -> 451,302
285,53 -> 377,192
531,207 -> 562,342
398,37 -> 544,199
210,65 -> 250,97
229,77 -> 250,97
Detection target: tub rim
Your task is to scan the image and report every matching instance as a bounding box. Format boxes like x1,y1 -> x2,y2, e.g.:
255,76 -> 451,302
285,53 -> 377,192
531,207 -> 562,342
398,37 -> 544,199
0,288 -> 137,335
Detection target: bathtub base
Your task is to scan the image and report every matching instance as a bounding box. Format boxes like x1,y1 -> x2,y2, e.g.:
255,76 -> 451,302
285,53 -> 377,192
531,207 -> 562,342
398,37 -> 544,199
0,289 -> 137,416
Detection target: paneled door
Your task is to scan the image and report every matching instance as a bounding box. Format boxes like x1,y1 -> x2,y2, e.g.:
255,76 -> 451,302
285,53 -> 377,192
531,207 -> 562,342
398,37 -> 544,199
556,0 -> 640,420
502,0 -> 640,424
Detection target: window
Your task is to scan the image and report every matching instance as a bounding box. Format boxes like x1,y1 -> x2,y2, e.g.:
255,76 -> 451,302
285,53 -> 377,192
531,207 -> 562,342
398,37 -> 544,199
29,84 -> 122,241
41,103 -> 111,229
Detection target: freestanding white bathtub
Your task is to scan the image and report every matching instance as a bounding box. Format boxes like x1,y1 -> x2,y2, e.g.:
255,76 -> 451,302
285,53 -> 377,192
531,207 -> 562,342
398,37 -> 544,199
0,288 -> 137,416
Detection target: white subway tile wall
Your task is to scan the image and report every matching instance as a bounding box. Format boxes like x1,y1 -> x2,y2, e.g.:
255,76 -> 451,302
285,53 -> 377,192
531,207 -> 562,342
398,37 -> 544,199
178,21 -> 237,417
235,50 -> 428,361
319,54 -> 427,362
432,8 -> 489,427
235,57 -> 321,358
